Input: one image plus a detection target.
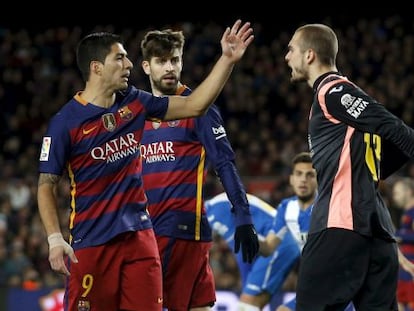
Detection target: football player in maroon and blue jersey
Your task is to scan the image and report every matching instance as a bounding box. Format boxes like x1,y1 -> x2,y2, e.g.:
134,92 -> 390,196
140,29 -> 259,311
37,20 -> 254,311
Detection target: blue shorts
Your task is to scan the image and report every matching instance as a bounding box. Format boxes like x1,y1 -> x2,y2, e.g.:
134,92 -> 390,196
238,234 -> 300,296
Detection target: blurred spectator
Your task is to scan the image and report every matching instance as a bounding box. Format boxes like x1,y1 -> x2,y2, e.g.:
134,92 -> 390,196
21,266 -> 42,291
6,178 -> 31,211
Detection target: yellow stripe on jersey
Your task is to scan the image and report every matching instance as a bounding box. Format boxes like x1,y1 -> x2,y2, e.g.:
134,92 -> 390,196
195,147 -> 206,240
68,164 -> 76,244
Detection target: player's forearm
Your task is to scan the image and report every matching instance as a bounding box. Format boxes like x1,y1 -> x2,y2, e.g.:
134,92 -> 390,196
259,235 -> 281,257
216,161 -> 252,226
398,247 -> 414,278
165,56 -> 234,120
37,175 -> 62,235
259,239 -> 272,257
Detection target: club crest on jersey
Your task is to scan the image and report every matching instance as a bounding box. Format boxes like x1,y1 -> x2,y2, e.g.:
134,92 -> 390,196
118,106 -> 133,121
102,113 -> 116,132
167,120 -> 180,127
77,298 -> 90,311
152,121 -> 161,129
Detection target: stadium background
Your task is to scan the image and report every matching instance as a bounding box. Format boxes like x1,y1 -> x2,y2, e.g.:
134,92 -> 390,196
1,9 -> 414,310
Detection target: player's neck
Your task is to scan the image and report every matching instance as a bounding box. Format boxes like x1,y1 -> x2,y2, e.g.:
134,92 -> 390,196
81,84 -> 116,108
299,197 -> 315,211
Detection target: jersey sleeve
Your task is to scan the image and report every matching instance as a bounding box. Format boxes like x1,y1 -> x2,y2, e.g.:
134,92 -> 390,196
323,81 -> 414,159
38,112 -> 71,175
380,138 -> 410,179
270,200 -> 288,234
136,88 -> 169,121
196,105 -> 252,226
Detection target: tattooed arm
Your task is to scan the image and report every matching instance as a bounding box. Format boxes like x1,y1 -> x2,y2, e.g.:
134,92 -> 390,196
38,173 -> 77,275
38,173 -> 61,235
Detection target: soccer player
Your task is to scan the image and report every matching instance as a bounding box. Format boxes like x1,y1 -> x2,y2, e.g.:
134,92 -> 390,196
285,23 -> 414,310
392,177 -> 414,311
259,152 -> 316,311
139,28 -> 259,311
205,192 -> 299,311
259,152 -> 315,258
37,20 -> 254,311
207,152 -> 317,311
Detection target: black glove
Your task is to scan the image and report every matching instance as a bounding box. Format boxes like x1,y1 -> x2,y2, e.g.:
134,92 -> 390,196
234,224 -> 259,263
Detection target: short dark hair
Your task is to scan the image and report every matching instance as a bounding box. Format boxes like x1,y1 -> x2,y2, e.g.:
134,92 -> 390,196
140,29 -> 185,61
292,152 -> 312,167
76,32 -> 123,82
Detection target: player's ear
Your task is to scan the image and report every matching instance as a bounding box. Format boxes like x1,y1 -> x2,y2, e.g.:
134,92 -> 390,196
142,60 -> 151,75
91,60 -> 103,76
306,48 -> 316,64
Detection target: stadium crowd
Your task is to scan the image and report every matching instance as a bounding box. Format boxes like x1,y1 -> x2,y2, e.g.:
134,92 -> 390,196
1,14 -> 414,297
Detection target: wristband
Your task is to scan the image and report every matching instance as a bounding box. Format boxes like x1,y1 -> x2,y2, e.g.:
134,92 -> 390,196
47,232 -> 66,250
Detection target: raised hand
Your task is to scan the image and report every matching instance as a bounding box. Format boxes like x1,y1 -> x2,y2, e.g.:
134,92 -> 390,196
221,19 -> 254,62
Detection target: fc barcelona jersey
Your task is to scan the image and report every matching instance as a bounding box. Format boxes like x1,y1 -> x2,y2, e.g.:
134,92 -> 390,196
38,86 -> 168,250
141,85 -> 251,241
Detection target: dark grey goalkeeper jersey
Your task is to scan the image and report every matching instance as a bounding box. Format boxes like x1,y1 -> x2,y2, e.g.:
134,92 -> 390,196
308,72 -> 414,240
